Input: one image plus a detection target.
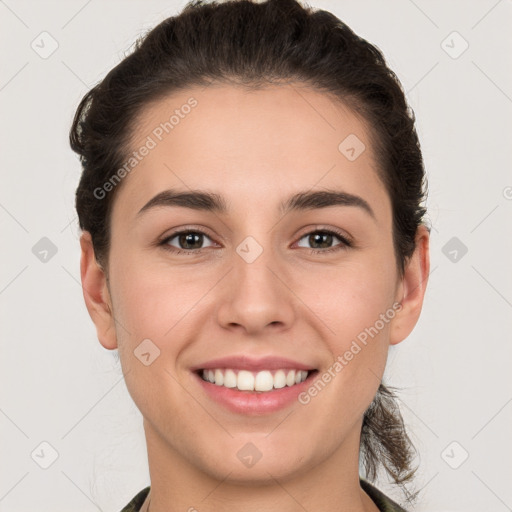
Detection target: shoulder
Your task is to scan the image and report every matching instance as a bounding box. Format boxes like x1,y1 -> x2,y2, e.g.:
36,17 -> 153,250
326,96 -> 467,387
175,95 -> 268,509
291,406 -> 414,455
120,486 -> 150,512
360,479 -> 409,512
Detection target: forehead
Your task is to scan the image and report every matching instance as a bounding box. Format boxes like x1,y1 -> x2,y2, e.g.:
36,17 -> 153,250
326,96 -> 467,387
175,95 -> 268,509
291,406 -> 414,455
114,83 -> 390,223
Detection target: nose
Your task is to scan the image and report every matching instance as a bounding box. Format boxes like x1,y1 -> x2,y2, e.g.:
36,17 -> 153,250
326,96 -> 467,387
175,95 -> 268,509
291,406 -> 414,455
216,240 -> 296,336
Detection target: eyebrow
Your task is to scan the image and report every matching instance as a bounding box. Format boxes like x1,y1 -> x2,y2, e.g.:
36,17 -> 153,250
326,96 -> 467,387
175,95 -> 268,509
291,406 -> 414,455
136,188 -> 375,220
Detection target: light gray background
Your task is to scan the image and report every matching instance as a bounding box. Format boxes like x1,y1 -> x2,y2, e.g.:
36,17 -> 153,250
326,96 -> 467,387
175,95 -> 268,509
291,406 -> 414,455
1,1 -> 511,511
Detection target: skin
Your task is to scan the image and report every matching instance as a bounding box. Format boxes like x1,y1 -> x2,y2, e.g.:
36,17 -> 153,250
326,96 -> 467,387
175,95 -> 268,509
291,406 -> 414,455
80,83 -> 430,512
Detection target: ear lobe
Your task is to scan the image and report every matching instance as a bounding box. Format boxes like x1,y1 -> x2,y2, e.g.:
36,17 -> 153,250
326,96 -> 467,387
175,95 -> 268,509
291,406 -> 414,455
79,232 -> 118,350
389,224 -> 430,346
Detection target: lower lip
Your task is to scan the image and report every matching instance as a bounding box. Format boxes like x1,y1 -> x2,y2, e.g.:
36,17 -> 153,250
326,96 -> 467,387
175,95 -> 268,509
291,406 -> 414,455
193,371 -> 317,415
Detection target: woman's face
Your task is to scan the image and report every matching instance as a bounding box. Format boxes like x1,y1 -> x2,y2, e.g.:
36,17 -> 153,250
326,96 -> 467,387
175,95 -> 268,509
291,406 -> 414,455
83,83 -> 428,483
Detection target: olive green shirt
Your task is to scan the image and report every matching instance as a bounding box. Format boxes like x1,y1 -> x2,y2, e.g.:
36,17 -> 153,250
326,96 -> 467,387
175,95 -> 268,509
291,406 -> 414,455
120,479 -> 407,511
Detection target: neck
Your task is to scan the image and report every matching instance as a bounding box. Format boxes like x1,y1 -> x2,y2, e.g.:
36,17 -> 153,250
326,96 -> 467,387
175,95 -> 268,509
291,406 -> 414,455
142,419 -> 379,512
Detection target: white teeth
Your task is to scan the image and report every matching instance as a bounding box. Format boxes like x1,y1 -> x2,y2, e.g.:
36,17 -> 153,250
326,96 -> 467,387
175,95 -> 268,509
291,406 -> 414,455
254,370 -> 273,392
294,370 -> 307,385
273,369 -> 286,389
237,370 -> 254,391
200,368 -> 310,392
214,369 -> 224,386
223,369 -> 237,388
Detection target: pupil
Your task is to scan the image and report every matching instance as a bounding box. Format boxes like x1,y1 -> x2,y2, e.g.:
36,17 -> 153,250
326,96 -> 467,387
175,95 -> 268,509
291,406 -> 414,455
311,232 -> 332,249
180,233 -> 202,249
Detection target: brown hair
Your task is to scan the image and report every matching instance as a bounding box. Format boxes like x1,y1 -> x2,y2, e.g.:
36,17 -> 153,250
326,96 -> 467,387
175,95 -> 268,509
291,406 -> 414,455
70,0 -> 427,501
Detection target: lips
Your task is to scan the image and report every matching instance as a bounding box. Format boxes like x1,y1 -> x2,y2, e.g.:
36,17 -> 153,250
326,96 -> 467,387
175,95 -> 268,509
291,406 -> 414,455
191,355 -> 318,415
192,355 -> 315,372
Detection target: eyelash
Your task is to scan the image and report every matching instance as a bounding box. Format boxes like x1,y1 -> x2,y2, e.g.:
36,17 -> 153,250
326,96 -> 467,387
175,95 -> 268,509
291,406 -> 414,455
158,227 -> 353,256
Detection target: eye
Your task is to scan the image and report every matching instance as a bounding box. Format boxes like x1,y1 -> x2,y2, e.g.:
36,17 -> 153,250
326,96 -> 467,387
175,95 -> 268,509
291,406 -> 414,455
160,229 -> 216,253
296,229 -> 352,254
158,227 -> 352,256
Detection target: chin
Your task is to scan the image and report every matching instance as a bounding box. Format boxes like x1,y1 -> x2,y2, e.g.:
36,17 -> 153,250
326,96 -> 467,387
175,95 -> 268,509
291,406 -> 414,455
186,436 -> 318,485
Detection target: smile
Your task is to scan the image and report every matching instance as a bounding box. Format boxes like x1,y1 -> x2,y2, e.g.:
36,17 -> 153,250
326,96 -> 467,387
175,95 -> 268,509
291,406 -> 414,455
191,354 -> 318,415
200,368 -> 310,392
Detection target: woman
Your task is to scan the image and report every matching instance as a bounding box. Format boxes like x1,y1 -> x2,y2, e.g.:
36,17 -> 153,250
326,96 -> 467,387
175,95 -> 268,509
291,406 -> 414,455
70,0 -> 430,510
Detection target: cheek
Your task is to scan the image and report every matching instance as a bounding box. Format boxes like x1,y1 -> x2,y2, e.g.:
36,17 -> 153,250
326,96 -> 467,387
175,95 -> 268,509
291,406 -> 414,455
108,259 -> 204,424
296,256 -> 397,345
293,255 -> 396,403
109,253 -> 206,341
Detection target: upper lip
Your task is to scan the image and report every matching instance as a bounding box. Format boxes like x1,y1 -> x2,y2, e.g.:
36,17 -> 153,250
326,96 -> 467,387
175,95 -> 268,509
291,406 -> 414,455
191,355 -> 316,372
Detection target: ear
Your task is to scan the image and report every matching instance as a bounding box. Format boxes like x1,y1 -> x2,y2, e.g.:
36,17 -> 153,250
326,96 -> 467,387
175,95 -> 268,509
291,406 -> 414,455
79,231 -> 118,350
389,224 -> 430,345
